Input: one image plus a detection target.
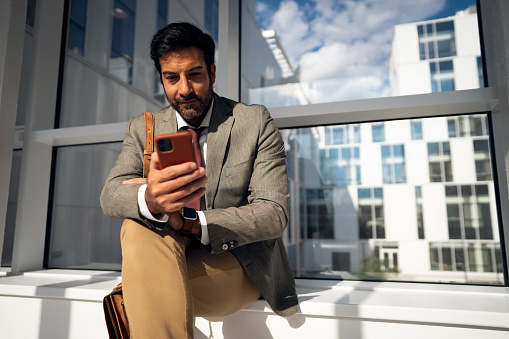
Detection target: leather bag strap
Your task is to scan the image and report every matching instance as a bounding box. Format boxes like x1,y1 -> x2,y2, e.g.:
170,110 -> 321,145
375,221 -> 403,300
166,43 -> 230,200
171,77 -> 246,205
143,112 -> 154,178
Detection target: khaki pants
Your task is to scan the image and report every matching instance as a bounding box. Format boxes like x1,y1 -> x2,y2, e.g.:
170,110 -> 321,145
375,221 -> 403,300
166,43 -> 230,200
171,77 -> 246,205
120,219 -> 261,338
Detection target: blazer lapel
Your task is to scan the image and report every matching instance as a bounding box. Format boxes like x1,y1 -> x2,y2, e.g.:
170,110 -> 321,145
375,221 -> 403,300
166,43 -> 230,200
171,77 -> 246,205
205,94 -> 234,208
159,106 -> 178,135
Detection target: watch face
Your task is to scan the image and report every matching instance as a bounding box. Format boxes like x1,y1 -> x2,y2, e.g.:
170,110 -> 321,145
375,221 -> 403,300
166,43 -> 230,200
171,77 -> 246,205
182,207 -> 197,220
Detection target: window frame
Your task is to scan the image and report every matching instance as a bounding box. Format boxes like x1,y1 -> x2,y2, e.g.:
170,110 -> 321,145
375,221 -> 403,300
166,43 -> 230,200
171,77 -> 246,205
3,0 -> 508,290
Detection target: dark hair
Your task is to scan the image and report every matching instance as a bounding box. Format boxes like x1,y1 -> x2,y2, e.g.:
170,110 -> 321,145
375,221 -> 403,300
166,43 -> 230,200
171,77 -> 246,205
150,22 -> 216,75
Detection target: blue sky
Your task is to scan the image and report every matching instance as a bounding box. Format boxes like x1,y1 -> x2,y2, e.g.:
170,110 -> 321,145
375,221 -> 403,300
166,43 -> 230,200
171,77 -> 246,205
254,0 -> 477,101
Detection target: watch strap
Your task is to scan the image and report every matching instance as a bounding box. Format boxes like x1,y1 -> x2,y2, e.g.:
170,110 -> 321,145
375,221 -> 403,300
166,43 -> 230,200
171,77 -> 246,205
181,218 -> 195,234
180,207 -> 197,234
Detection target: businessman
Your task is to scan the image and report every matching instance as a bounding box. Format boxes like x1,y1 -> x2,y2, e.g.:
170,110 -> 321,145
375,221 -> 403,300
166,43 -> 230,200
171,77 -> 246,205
101,22 -> 298,338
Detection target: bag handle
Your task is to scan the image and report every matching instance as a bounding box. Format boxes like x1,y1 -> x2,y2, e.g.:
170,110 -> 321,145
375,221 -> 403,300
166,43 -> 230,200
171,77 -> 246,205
143,112 -> 154,178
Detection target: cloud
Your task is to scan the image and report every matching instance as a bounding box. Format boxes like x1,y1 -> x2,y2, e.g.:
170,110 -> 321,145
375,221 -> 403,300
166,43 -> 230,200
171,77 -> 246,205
262,1 -> 322,65
259,0 -> 448,89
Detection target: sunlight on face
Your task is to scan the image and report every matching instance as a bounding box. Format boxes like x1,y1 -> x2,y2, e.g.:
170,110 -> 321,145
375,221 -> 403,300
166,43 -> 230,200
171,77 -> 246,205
160,47 -> 216,126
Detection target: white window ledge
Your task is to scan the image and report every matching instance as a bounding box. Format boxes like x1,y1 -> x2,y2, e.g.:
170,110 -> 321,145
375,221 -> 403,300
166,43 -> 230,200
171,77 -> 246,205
0,269 -> 508,331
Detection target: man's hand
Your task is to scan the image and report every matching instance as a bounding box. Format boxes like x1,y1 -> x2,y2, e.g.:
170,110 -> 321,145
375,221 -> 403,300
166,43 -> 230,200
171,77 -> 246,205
145,152 -> 207,229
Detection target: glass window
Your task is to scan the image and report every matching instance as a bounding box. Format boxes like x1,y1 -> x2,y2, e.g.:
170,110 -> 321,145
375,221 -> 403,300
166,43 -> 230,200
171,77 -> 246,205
474,139 -> 492,181
282,112 -> 502,284
416,186 -> 425,239
411,120 -> 423,140
68,0 -> 88,56
320,146 -> 360,186
109,0 -> 136,84
445,184 -> 493,241
157,0 -> 168,31
419,20 -> 456,60
205,0 -> 219,41
59,0 -> 218,128
430,60 -> 455,92
448,114 -> 489,138
431,242 -> 501,277
372,123 -> 385,143
154,0 -> 169,102
358,188 -> 385,239
2,150 -> 22,267
327,124 -> 360,145
47,143 -> 123,270
428,141 -> 453,182
26,0 -> 37,28
241,1 -> 480,106
477,56 -> 485,88
382,144 -> 406,184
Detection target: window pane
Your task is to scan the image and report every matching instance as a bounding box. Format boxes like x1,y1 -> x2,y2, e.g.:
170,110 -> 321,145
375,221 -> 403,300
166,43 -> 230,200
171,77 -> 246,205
282,113 -> 502,284
59,1 -> 220,127
2,150 -> 22,267
68,0 -> 88,56
48,143 -> 123,269
242,1 -> 482,106
442,246 -> 453,271
411,120 -> 423,140
205,0 -> 219,41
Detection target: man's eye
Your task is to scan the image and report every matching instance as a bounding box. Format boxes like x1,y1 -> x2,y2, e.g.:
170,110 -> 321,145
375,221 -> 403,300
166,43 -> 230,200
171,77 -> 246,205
166,76 -> 178,82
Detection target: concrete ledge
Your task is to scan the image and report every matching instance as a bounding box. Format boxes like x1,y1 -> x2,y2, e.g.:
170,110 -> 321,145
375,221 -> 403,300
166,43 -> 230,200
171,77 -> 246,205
0,270 -> 508,338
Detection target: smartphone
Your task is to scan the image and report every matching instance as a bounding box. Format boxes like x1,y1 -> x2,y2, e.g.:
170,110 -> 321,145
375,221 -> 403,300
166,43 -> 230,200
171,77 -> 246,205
155,132 -> 196,168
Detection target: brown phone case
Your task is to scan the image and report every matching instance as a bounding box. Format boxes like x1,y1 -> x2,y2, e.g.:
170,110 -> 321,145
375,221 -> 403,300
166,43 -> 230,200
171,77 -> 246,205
155,132 -> 196,168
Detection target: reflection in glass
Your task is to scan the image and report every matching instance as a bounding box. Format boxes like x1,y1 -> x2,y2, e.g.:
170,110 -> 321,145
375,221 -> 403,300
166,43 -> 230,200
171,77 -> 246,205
242,1 -> 480,106
2,150 -> 22,267
416,186 -> 425,239
372,123 -> 385,143
474,139 -> 492,181
205,0 -> 219,41
157,0 -> 168,31
428,141 -> 452,182
430,60 -> 455,92
48,143 -> 123,269
68,0 -> 88,56
282,113 -> 502,284
109,0 -> 136,83
381,144 -> 406,184
411,121 -> 423,140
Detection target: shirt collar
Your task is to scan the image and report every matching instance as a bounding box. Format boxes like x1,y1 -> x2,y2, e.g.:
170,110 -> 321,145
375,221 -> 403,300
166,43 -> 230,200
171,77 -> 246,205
176,98 -> 214,130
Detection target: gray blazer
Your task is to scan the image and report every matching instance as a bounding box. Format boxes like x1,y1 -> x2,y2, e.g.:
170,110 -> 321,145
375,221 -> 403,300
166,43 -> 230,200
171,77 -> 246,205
101,93 -> 299,317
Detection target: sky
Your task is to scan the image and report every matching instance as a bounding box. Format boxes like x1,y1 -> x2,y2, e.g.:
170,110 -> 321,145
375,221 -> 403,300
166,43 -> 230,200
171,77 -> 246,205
254,0 -> 477,102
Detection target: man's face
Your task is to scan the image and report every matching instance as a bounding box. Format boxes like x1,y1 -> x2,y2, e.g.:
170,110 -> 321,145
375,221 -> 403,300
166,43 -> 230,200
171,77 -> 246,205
159,47 -> 216,126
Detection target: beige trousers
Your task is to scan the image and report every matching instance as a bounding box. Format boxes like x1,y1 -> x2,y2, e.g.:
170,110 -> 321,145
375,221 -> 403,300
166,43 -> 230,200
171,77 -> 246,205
120,219 -> 261,338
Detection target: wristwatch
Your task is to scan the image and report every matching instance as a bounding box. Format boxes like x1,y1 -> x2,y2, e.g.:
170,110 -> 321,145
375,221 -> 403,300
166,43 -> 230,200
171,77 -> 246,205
180,207 -> 197,234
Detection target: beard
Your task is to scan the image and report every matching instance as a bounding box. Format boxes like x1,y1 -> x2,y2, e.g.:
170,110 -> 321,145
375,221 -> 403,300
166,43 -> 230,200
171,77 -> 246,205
168,85 -> 213,125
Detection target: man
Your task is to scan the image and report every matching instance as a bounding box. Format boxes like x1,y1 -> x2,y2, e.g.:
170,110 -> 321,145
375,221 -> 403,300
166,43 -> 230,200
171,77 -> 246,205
100,22 -> 298,338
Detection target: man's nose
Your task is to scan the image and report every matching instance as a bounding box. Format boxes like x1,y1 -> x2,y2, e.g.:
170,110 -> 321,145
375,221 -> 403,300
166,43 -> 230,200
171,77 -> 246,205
178,77 -> 193,96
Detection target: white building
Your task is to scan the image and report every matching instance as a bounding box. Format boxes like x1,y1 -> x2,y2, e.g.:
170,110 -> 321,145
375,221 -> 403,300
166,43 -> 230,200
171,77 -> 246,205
391,6 -> 482,96
284,114 -> 501,284
283,6 -> 501,284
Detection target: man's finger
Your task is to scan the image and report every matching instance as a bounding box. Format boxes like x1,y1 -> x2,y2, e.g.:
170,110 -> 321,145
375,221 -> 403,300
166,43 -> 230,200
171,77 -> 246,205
150,151 -> 161,171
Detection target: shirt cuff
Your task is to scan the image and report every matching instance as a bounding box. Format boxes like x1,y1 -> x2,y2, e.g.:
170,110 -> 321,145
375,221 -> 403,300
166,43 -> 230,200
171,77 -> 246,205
138,184 -> 169,223
197,211 -> 210,245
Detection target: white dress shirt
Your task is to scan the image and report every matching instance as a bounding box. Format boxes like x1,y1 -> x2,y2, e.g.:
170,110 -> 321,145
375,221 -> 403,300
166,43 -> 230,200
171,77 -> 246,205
137,100 -> 214,244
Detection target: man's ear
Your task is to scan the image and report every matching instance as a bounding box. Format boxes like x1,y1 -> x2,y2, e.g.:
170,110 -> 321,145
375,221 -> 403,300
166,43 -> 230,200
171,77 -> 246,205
210,64 -> 216,84
158,72 -> 164,86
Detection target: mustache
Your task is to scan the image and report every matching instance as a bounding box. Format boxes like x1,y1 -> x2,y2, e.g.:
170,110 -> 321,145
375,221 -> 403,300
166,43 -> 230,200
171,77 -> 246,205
176,93 -> 200,103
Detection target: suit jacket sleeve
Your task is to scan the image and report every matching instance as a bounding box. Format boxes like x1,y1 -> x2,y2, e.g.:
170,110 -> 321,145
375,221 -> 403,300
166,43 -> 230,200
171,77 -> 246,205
100,114 -> 147,221
204,105 -> 290,254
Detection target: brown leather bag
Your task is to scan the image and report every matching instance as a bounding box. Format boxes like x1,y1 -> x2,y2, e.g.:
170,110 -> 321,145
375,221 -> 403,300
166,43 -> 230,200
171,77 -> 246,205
103,112 -> 154,339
